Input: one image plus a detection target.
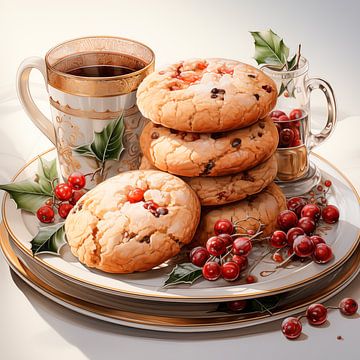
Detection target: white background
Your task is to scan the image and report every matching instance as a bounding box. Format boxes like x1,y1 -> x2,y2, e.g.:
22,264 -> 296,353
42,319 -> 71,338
0,0 -> 359,359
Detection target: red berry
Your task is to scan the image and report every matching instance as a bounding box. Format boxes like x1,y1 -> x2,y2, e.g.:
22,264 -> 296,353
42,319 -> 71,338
246,275 -> 256,284
232,237 -> 252,256
287,227 -> 305,246
143,200 -> 159,210
217,233 -> 233,247
301,204 -> 321,222
324,180 -> 332,187
270,110 -> 286,118
190,247 -> 209,267
291,139 -> 302,147
232,255 -> 248,271
45,199 -> 54,206
69,190 -> 86,205
289,109 -> 303,120
306,303 -> 327,325
298,216 -> 316,235
206,236 -> 226,257
310,235 -> 326,246
221,262 -> 240,281
287,197 -> 307,217
277,210 -> 298,231
58,203 -> 74,219
278,114 -> 290,121
36,205 -> 55,223
322,205 -> 339,224
227,300 -> 247,312
202,261 -> 221,281
55,183 -> 73,201
270,230 -> 288,248
313,243 -> 333,264
282,317 -> 302,339
293,235 -> 315,257
128,188 -> 145,203
339,298 -> 358,316
214,219 -> 234,235
67,172 -> 86,190
272,252 -> 284,263
279,128 -> 295,147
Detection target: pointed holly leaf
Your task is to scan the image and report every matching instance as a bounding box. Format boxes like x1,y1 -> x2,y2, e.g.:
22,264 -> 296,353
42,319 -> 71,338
31,222 -> 66,255
0,181 -> 52,213
164,263 -> 203,287
287,54 -> 297,71
37,157 -> 58,193
250,29 -> 289,67
73,114 -> 125,163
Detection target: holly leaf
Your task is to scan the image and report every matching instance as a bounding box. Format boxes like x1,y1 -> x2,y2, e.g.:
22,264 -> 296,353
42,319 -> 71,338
250,29 -> 289,67
73,114 -> 125,163
0,180 -> 52,213
287,54 -> 297,71
31,222 -> 66,255
37,157 -> 58,193
164,263 -> 203,287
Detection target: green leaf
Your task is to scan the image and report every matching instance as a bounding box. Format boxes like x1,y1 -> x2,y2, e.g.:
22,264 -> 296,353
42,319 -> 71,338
31,222 -> 66,255
287,54 -> 297,71
73,114 -> 125,163
37,157 -> 58,194
164,263 -> 203,287
0,180 -> 51,213
250,29 -> 289,67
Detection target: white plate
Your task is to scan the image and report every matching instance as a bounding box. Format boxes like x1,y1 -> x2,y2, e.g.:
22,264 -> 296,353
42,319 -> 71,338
2,149 -> 360,302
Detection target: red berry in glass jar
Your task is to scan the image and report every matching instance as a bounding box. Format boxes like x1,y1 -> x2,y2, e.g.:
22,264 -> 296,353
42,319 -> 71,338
226,300 -> 247,312
221,261 -> 240,281
277,210 -> 298,231
289,108 -> 303,120
232,255 -> 248,271
54,183 -> 73,201
69,190 -> 86,205
190,247 -> 210,267
278,114 -> 289,122
301,204 -> 321,222
306,303 -> 327,326
279,128 -> 295,147
36,205 -> 55,223
322,205 -> 339,224
202,261 -> 221,281
310,235 -> 326,246
214,219 -> 234,235
67,172 -> 86,190
298,216 -> 316,235
128,188 -> 145,203
313,243 -> 333,264
58,203 -> 74,219
206,236 -> 226,257
281,317 -> 302,340
287,197 -> 307,217
286,227 -> 305,246
217,233 -> 233,247
270,230 -> 287,248
339,298 -> 358,316
293,235 -> 315,257
291,139 -> 302,147
232,237 -> 252,256
270,110 -> 286,118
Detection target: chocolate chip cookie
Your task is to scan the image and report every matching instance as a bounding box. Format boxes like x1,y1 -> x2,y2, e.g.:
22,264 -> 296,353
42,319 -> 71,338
137,58 -> 277,133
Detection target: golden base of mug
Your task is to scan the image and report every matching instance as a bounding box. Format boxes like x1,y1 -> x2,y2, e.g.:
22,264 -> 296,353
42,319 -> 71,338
276,145 -> 309,182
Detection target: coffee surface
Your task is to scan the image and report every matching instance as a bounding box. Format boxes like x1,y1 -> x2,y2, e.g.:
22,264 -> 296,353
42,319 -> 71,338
66,65 -> 135,77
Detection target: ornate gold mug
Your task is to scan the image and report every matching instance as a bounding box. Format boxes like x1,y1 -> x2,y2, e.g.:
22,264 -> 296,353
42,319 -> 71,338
17,36 -> 155,188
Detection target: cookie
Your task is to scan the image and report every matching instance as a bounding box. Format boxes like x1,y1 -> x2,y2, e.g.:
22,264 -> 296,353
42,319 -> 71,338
65,170 -> 201,273
137,58 -> 277,133
140,155 -> 278,206
193,183 -> 286,247
140,116 -> 278,177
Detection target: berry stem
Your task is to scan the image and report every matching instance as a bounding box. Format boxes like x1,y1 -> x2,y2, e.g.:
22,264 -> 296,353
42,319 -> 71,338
275,252 -> 296,269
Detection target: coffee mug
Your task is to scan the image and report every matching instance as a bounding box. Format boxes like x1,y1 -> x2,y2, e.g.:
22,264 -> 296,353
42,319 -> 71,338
17,36 -> 155,188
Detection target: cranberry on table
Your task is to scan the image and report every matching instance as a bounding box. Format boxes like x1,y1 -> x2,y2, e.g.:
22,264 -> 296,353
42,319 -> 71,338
221,261 -> 240,281
324,180 -> 332,187
202,261 -> 221,281
301,204 -> 321,222
289,109 -> 303,120
306,303 -> 328,326
287,197 -> 307,217
272,252 -> 283,263
128,188 -> 145,203
54,183 -> 73,201
227,300 -> 247,312
232,255 -> 248,271
58,203 -> 74,219
217,233 -> 233,247
298,216 -> 316,235
339,298 -> 358,316
246,275 -> 256,284
282,317 -> 302,340
310,235 -> 326,246
232,237 -> 252,256
190,247 -> 209,267
67,172 -> 86,190
287,227 -> 305,246
313,243 -> 333,264
214,219 -> 234,235
322,205 -> 340,224
277,210 -> 298,231
270,230 -> 288,248
206,236 -> 226,257
69,190 -> 85,205
293,235 -> 315,257
36,205 -> 55,223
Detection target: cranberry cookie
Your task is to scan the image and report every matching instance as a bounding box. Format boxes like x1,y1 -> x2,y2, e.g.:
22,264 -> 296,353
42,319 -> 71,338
137,58 -> 277,133
65,170 -> 200,273
193,183 -> 286,247
140,116 -> 278,177
140,155 -> 278,206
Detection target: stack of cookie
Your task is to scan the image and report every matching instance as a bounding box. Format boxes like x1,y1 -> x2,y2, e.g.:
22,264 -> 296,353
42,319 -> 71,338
137,58 -> 286,244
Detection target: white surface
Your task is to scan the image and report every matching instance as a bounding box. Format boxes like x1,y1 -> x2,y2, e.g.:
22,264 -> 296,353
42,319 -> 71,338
0,1 -> 360,359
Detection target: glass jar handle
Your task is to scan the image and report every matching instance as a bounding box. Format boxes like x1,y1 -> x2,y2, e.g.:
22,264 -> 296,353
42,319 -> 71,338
305,78 -> 337,150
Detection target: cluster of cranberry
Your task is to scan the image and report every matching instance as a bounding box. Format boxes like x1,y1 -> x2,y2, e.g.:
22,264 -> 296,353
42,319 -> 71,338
282,297 -> 358,339
270,108 -> 304,148
36,172 -> 86,223
190,219 -> 256,283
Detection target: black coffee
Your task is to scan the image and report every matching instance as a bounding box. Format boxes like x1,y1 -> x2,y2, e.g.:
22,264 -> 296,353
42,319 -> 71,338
66,65 -> 136,77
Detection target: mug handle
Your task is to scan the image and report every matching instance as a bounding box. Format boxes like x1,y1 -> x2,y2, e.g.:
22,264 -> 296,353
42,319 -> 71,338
305,78 -> 337,150
16,57 -> 56,145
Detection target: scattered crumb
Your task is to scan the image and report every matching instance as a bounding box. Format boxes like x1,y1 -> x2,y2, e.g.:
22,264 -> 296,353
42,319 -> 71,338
337,335 -> 344,340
